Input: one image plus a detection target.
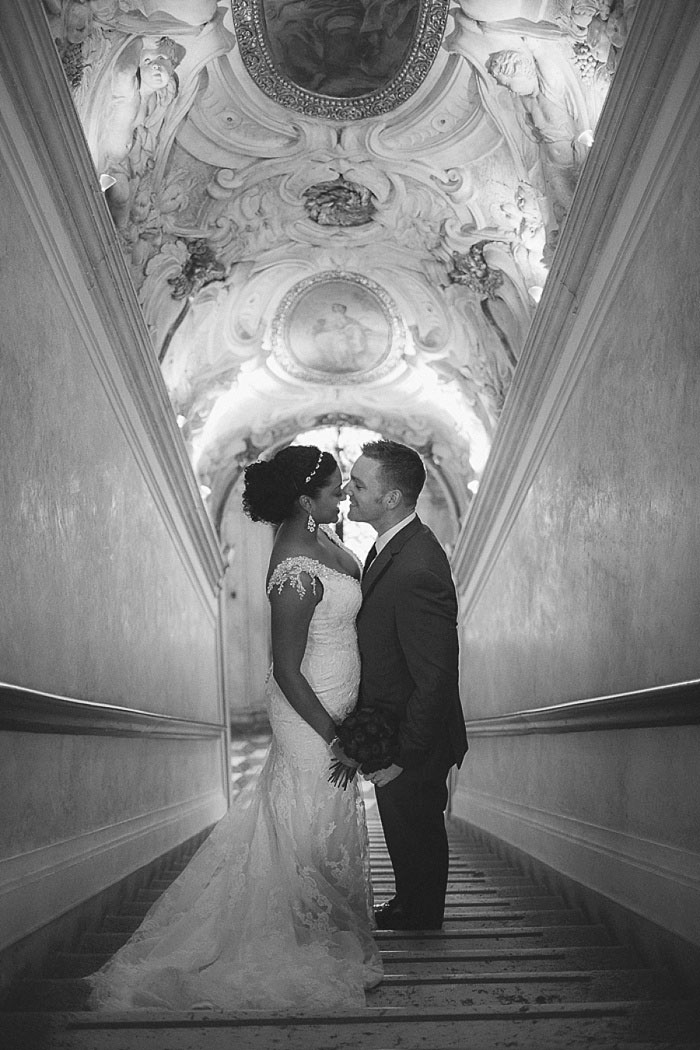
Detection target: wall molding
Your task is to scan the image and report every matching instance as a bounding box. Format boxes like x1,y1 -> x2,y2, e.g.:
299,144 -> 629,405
0,1 -> 224,605
453,786 -> 700,949
0,791 -> 226,954
464,679 -> 700,737
451,4 -> 700,615
0,682 -> 227,738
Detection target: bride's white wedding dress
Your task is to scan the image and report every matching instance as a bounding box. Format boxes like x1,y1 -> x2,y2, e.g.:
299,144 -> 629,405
88,543 -> 382,1012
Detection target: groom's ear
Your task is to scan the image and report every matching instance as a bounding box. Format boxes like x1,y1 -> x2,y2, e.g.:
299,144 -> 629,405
385,489 -> 402,509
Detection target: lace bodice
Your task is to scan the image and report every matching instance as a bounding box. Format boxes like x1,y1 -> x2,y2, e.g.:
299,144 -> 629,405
266,541 -> 362,764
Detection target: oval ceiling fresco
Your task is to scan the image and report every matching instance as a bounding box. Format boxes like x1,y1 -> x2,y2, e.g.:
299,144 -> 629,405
231,0 -> 449,120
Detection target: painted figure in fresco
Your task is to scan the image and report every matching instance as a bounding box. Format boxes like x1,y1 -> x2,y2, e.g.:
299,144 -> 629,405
311,303 -> 375,372
264,0 -> 417,97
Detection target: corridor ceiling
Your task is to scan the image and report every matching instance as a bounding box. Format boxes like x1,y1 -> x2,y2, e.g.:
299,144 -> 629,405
46,0 -> 635,521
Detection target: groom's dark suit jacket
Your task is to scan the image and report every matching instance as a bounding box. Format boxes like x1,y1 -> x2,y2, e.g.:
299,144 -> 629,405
356,517 -> 467,778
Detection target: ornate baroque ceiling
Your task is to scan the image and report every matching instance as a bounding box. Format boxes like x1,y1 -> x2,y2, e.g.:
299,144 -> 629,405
45,0 -> 635,522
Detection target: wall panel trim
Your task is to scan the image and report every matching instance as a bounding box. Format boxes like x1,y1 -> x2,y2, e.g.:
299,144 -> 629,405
464,678 -> 700,736
0,790 -> 226,954
0,682 -> 227,738
453,786 -> 700,949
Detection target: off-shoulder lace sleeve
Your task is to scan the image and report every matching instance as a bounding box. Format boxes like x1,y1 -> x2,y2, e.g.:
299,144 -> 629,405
267,558 -> 324,600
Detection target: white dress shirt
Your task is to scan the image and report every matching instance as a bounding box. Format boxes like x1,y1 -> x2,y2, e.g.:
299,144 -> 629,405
373,511 -> 417,557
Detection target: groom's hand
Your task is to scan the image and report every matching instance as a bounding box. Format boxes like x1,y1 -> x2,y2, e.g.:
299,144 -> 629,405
367,763 -> 403,787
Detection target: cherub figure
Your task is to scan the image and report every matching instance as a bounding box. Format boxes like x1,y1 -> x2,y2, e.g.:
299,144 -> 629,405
97,33 -> 185,226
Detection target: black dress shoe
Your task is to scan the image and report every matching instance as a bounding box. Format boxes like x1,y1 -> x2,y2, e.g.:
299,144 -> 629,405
374,903 -> 443,931
374,901 -> 403,929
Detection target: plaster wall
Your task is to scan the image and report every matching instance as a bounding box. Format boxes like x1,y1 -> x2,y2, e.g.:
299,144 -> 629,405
452,84 -> 700,946
220,480 -> 274,726
0,174 -> 217,715
0,156 -> 227,955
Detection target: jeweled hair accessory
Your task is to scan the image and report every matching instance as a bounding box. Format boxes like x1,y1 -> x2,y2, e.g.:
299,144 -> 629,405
304,450 -> 324,485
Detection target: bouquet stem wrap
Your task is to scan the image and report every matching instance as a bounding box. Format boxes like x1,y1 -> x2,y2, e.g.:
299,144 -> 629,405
328,707 -> 397,790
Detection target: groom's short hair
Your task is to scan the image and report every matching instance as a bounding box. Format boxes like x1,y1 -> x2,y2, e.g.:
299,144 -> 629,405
362,440 -> 426,507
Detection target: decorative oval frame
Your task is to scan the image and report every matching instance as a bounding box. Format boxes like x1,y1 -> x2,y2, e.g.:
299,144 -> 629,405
269,272 -> 405,384
231,0 -> 449,121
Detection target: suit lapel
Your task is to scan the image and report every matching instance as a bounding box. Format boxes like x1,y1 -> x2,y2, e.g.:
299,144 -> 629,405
360,517 -> 422,599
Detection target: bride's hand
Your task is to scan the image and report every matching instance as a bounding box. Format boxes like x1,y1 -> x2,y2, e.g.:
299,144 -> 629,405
330,739 -> 359,768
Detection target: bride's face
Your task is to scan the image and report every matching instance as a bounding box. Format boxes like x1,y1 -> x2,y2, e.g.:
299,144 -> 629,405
308,467 -> 344,525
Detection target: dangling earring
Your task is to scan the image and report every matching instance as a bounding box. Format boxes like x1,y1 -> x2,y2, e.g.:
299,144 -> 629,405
306,513 -> 316,533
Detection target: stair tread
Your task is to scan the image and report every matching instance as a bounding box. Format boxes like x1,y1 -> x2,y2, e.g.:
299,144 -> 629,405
5,998 -> 700,1048
6,784 -> 692,1050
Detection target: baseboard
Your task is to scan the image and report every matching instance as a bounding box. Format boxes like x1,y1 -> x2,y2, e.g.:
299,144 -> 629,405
0,791 -> 227,956
449,813 -> 700,997
0,825 -> 213,1006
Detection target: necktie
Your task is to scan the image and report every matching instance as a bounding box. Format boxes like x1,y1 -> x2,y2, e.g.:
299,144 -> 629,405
363,544 -> 377,577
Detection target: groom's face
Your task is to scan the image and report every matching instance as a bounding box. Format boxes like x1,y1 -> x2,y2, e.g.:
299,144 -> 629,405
344,455 -> 388,529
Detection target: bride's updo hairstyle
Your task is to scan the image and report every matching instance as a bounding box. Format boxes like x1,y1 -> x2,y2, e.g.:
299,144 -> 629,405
242,445 -> 337,525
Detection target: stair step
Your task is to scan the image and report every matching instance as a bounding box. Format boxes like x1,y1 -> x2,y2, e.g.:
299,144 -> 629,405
10,977 -> 91,1012
5,755 -> 693,1050
371,855 -> 512,865
79,930 -> 135,952
441,908 -> 587,925
46,953 -> 111,978
373,877 -> 539,891
370,968 -> 677,1007
372,864 -> 517,876
374,924 -> 613,948
54,926 -> 615,977
16,965 -> 666,1015
444,894 -> 567,908
380,945 -> 642,975
4,1001 -> 700,1049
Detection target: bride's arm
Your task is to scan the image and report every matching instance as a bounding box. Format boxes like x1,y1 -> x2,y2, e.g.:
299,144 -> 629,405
269,573 -> 337,744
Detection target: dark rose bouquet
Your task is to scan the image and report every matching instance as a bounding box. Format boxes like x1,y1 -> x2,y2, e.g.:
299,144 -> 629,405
328,707 -> 397,790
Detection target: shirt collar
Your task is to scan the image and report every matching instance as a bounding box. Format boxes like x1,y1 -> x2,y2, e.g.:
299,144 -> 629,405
374,511 -> 416,556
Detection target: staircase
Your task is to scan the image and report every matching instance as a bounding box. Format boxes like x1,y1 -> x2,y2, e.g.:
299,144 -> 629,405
3,795 -> 700,1049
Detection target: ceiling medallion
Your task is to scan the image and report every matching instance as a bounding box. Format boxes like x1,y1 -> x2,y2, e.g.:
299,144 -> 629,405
231,0 -> 449,120
270,272 -> 405,384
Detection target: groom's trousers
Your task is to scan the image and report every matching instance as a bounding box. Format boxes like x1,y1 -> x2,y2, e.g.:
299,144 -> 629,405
375,766 -> 449,929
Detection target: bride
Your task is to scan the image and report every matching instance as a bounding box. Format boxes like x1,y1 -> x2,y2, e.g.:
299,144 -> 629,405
88,445 -> 383,1011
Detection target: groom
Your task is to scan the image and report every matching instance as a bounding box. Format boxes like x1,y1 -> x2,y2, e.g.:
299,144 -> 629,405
345,439 -> 468,930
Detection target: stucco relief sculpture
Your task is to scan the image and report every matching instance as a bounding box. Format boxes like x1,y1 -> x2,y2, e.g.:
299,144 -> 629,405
96,34 -> 186,227
435,237 -> 531,422
444,0 -> 635,259
45,0 -> 626,504
485,47 -> 585,257
495,181 -> 548,284
45,0 -> 234,263
303,177 -> 376,227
